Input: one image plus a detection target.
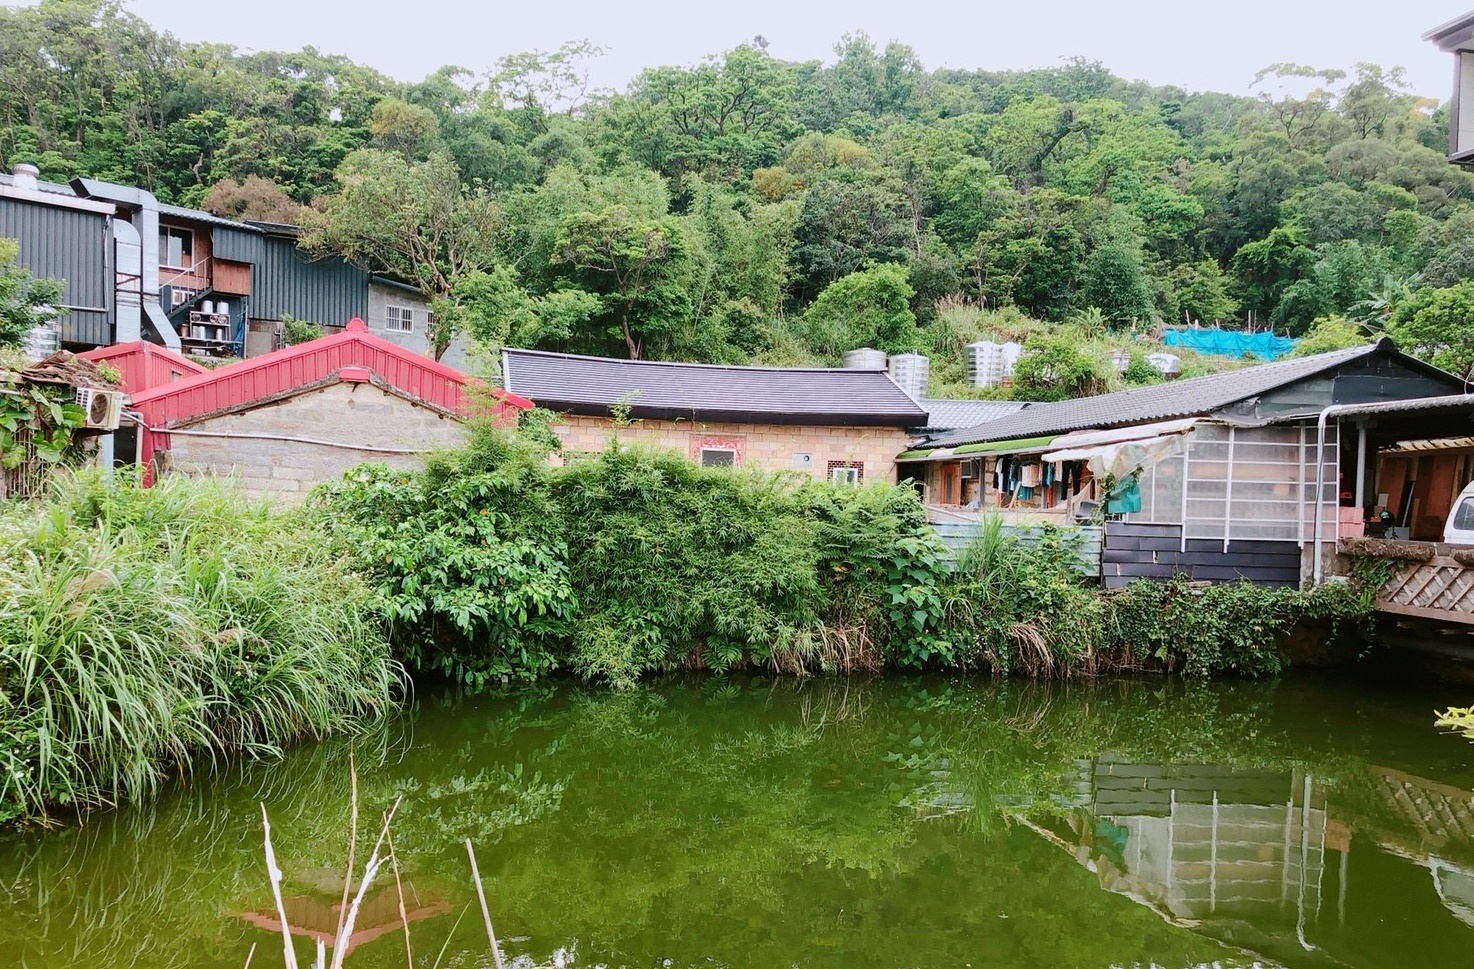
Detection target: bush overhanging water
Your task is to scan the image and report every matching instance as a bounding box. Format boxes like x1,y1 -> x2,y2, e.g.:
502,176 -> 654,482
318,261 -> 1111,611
313,421 -> 1379,687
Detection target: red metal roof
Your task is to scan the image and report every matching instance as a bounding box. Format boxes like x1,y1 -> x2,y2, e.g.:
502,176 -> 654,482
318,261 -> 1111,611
132,318 -> 530,424
130,319 -> 531,480
77,341 -> 210,395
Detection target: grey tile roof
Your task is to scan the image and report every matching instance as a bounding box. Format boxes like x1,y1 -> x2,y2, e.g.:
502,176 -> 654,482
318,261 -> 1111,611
924,339 -> 1452,448
915,398 -> 1030,432
503,348 -> 929,427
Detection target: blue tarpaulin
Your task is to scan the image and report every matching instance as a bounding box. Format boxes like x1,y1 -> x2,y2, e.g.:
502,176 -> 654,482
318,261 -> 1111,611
1163,327 -> 1296,361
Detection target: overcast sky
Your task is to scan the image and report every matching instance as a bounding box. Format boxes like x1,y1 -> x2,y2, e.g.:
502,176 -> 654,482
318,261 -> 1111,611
116,0 -> 1468,101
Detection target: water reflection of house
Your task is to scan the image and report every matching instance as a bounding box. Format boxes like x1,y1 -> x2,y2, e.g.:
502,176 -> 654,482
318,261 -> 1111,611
1365,765 -> 1474,928
1081,756 -> 1343,924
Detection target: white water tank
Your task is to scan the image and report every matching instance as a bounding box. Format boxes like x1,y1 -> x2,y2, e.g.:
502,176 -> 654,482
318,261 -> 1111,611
215,300 -> 230,318
842,347 -> 887,370
887,352 -> 929,400
965,340 -> 1024,388
21,321 -> 60,363
200,299 -> 213,315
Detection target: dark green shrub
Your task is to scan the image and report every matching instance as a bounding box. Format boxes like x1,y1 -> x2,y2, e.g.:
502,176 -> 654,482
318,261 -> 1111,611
310,431 -> 576,687
314,424 -> 951,686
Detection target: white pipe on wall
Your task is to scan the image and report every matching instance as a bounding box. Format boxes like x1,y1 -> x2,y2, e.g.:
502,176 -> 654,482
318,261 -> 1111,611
149,426 -> 430,455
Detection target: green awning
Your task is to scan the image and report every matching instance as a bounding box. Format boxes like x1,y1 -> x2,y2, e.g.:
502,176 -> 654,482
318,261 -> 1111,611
954,435 -> 1059,455
897,434 -> 1059,462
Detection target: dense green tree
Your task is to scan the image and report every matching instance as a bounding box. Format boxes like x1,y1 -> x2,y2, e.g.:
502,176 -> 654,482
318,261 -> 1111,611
800,264 -> 917,358
552,207 -> 694,359
300,150 -> 499,357
1291,315 -> 1374,357
1390,282 -> 1474,377
0,239 -> 63,347
1079,242 -> 1156,325
789,171 -> 910,304
1168,260 -> 1240,324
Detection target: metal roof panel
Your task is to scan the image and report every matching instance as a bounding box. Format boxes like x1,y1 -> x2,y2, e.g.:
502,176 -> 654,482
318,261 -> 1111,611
923,340 -> 1458,449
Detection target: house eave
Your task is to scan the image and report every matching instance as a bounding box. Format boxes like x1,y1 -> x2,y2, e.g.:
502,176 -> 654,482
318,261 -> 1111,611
1426,12 -> 1474,51
548,401 -> 921,427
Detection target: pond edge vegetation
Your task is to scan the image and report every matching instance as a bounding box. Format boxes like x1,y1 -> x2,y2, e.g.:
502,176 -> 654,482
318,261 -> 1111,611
0,419 -> 1386,825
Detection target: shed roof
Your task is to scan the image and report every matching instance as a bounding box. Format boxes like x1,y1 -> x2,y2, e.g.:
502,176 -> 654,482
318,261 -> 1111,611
78,341 -> 210,395
501,348 -> 928,427
922,339 -> 1462,449
157,202 -> 257,230
1426,11 -> 1474,51
133,319 -> 531,428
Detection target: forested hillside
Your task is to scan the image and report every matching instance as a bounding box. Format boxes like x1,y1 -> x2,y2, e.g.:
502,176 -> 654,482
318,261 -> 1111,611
6,0 -> 1474,388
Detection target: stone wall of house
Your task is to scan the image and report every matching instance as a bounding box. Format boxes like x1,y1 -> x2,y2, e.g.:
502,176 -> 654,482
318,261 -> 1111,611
163,381 -> 466,501
551,414 -> 911,482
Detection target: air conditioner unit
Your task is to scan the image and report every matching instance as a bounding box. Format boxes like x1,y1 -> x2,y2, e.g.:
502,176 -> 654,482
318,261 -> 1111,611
960,459 -> 978,480
75,388 -> 125,431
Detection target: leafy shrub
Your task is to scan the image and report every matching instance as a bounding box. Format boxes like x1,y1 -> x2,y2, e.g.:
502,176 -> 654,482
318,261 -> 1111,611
938,519 -> 1104,674
279,313 -> 322,345
314,424 -> 949,687
0,470 -> 398,823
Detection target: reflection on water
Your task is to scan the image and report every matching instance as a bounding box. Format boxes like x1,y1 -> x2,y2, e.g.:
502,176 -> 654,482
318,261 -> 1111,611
1,673 -> 1473,968
1031,760 -> 1338,964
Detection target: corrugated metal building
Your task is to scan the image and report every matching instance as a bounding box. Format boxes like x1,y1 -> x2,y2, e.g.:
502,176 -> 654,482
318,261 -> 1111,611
252,231 -> 368,325
1,164 -> 377,359
0,175 -> 116,347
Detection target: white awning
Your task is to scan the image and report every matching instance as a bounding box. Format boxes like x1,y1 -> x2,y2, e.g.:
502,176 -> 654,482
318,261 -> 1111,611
1041,419 -> 1198,478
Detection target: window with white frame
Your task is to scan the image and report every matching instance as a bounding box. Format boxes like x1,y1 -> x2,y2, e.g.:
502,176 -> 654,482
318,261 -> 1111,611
828,460 -> 863,485
385,305 -> 415,333
699,447 -> 736,468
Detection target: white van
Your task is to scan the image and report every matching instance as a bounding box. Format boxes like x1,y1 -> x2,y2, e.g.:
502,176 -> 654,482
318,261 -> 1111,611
1445,481 -> 1474,544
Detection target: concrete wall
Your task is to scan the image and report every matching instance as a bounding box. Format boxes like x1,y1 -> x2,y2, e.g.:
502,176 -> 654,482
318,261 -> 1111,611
552,414 -> 910,482
162,381 -> 466,501
366,282 -> 477,372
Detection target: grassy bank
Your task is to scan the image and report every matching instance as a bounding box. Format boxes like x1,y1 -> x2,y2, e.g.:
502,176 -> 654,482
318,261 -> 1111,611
0,471 -> 399,824
313,420 -> 1380,687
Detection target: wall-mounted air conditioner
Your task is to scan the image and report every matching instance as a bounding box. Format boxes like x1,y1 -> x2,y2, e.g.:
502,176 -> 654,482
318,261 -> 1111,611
75,388 -> 125,431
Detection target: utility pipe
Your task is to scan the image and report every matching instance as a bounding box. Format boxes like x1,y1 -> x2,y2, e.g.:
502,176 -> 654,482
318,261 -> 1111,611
1311,404 -> 1360,586
1355,422 -> 1368,508
147,426 -> 431,455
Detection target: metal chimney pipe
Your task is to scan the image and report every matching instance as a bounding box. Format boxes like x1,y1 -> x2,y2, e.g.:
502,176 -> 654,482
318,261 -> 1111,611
11,162 -> 39,192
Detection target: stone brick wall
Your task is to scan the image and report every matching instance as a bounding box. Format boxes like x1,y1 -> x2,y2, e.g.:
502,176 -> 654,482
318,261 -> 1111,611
551,414 -> 910,482
163,381 -> 466,501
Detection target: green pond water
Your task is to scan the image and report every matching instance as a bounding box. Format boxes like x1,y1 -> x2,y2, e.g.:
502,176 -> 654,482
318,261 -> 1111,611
4,672 -> 1474,969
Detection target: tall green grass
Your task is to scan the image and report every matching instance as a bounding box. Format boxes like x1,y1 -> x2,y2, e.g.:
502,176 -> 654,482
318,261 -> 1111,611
0,470 -> 400,824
